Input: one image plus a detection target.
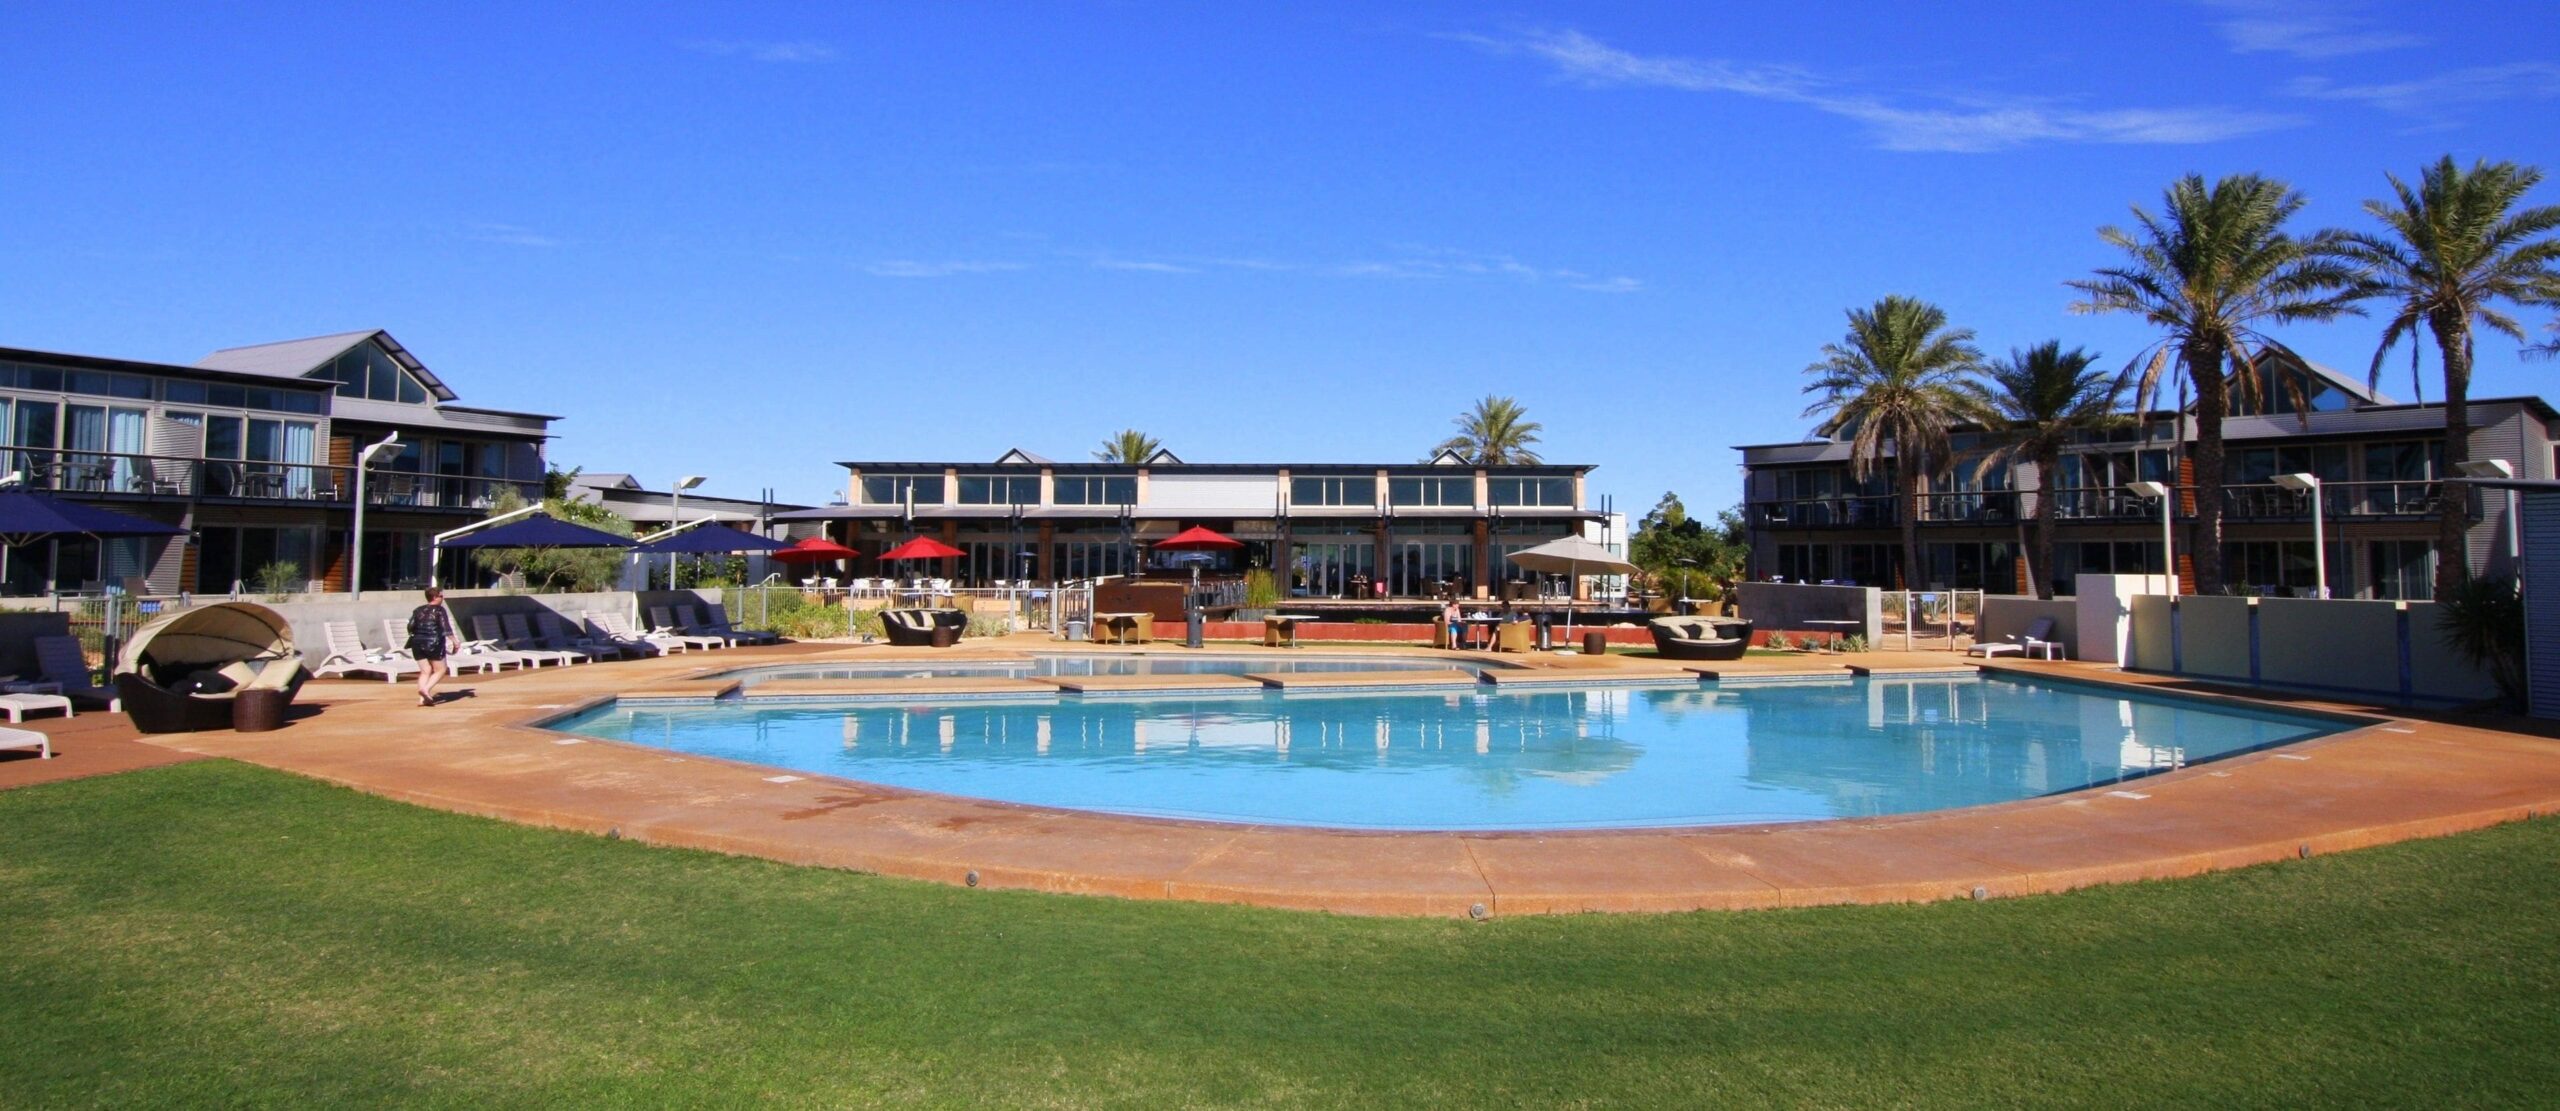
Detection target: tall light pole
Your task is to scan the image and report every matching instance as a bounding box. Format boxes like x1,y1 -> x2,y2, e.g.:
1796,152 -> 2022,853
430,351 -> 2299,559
348,432 -> 401,598
669,475 -> 706,588
2455,459 -> 2519,582
2273,473 -> 2325,598
2126,480 -> 2176,594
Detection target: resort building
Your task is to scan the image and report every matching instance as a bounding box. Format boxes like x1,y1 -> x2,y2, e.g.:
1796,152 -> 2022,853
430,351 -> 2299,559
1738,353 -> 2559,599
0,330 -> 554,595
777,449 -> 1612,598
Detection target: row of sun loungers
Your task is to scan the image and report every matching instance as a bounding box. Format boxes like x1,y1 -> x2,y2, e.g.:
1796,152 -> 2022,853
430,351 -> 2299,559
312,604 -> 780,682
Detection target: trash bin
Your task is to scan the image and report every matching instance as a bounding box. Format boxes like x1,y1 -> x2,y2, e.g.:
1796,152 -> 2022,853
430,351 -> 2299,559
1583,631 -> 1608,657
232,688 -> 288,733
1066,619 -> 1089,641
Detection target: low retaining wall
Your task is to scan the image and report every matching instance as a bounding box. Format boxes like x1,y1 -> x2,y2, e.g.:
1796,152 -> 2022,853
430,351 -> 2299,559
1978,596 -> 2078,657
1737,581 -> 1881,644
2125,593 -> 2501,706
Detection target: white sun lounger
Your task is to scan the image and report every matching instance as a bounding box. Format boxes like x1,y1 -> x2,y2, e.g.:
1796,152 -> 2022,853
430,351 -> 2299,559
0,727 -> 50,760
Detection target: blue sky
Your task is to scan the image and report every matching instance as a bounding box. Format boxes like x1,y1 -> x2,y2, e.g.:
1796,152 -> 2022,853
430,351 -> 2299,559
3,2 -> 2555,514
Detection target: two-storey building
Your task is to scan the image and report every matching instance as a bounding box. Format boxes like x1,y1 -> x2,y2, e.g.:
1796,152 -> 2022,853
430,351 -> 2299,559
777,449 -> 1606,598
1738,353 -> 2559,599
0,330 -> 553,595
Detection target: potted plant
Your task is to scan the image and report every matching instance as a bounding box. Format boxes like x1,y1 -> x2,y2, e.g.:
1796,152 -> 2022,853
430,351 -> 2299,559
1237,568 -> 1279,621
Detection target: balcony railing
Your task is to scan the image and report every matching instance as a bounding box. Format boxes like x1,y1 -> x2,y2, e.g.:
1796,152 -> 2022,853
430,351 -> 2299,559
1751,480 -> 2468,529
6,449 -> 539,511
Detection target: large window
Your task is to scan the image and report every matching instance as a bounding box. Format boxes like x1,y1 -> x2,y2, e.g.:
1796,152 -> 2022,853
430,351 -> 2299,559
2368,540 -> 2435,600
196,526 -> 318,594
861,474 -> 945,505
1291,475 -> 1375,508
158,379 -> 325,415
1389,475 -> 1472,508
2222,540 -> 2350,596
1488,477 -> 1572,507
956,474 -> 1039,505
1053,474 -> 1135,505
317,342 -> 431,404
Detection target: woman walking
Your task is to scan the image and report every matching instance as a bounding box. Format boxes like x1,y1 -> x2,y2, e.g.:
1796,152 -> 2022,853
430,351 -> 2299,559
407,587 -> 461,707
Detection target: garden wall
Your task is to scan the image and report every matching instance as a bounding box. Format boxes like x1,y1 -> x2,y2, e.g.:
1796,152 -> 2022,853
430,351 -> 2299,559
2122,593 -> 2501,706
1737,582 -> 1880,643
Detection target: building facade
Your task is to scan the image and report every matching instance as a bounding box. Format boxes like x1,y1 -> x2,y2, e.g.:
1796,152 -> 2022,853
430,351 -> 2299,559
0,330 -> 554,595
1738,356 -> 2558,599
778,449 -> 1605,597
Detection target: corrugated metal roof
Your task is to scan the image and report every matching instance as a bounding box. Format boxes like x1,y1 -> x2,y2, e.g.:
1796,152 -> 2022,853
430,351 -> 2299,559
195,329 -> 460,403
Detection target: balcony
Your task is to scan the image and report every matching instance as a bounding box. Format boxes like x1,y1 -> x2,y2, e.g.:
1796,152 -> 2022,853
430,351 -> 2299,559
1747,481 -> 2467,532
8,449 -> 540,512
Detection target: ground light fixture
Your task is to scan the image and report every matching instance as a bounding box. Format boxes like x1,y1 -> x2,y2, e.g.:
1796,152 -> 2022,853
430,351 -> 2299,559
2124,480 -> 2177,593
2455,459 -> 2520,582
2271,473 -> 2327,598
348,433 -> 403,598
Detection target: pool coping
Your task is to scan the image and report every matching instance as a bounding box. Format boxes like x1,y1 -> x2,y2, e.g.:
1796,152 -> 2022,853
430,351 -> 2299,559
133,637 -> 2560,917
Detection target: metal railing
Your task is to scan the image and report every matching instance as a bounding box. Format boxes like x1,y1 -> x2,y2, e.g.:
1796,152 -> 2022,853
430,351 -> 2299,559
4,448 -> 539,509
2220,480 -> 2451,521
1752,480 -> 2471,528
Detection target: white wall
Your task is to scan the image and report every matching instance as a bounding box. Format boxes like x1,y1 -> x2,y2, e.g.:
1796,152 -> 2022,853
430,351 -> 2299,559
1146,474 -> 1280,514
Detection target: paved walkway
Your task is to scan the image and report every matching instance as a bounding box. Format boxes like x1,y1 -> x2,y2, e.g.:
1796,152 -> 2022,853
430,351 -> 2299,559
120,637 -> 2560,917
0,711 -> 203,791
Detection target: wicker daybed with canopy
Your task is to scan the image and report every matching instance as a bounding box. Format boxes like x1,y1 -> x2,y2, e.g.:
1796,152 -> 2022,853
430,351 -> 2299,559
113,602 -> 308,733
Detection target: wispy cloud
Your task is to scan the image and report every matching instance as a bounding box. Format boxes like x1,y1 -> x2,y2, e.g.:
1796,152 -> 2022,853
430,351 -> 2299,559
2197,1 -> 2421,59
2287,62 -> 2560,123
1457,28 -> 2296,152
464,222 -> 558,248
1079,245 -> 1641,293
861,260 -> 1029,278
680,39 -> 838,63
1089,256 -> 1198,274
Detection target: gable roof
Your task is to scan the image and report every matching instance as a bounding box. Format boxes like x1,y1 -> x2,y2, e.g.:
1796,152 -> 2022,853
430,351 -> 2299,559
195,329 -> 459,402
993,447 -> 1054,464
1428,448 -> 1470,466
1143,447 -> 1184,465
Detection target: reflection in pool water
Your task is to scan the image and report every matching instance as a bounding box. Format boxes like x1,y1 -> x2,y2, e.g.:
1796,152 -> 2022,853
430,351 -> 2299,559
553,676 -> 2340,830
727,654 -> 1488,684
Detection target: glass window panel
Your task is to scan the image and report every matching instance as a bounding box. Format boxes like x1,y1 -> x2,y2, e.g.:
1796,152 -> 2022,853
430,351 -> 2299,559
23,367 -> 62,392
367,354 -> 397,400
397,374 -> 427,404
110,374 -> 151,399
207,385 -> 245,408
163,381 -> 206,405
203,416 -> 242,459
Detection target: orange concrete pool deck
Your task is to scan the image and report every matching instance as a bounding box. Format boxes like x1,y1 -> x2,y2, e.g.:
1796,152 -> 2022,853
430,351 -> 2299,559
129,635 -> 2560,917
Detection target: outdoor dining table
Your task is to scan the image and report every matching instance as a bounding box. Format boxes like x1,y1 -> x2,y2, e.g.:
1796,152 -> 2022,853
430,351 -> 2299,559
1457,615 -> 1508,650
1262,614 -> 1321,648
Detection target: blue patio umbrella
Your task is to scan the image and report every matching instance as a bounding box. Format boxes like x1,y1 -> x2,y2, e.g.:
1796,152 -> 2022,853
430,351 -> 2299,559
632,524 -> 789,554
439,513 -> 635,550
0,487 -> 187,547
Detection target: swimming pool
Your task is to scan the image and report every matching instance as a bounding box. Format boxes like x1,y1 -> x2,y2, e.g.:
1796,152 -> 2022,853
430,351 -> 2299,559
724,654 -> 1492,684
550,675 -> 2346,831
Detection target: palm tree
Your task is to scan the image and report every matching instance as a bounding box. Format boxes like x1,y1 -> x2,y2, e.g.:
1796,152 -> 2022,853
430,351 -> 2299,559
2067,173 -> 2362,595
1433,396 -> 1543,464
1801,296 -> 1988,589
1094,429 -> 1162,463
2341,156 -> 2560,599
1968,342 -> 2124,599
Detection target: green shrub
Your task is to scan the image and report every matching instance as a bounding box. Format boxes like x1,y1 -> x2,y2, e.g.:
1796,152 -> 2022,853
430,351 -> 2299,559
255,561 -> 302,600
1766,631 -> 1791,652
1843,635 -> 1868,653
1243,568 -> 1279,609
727,589 -> 851,640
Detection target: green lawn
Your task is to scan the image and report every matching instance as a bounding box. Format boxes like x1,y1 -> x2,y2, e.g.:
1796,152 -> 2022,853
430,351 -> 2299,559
5,762 -> 2555,1107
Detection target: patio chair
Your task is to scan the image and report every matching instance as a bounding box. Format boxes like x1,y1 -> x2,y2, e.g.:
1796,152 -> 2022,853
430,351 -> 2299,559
682,603 -> 779,646
469,615 -> 573,668
1968,616 -> 2063,660
503,613 -> 606,663
664,604 -> 738,648
581,612 -> 674,657
378,619 -> 508,675
312,621 -> 420,683
28,635 -> 122,711
645,606 -> 728,651
0,727 -> 50,760
535,612 -> 630,660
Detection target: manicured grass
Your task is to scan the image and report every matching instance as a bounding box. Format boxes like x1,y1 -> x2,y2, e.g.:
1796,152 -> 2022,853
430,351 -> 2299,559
5,762 -> 2556,1106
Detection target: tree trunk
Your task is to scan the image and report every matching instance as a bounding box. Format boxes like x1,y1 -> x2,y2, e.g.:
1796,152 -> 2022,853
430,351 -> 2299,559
2032,448 -> 2059,600
2187,341 -> 2228,596
2433,311 -> 2475,600
1900,466 -> 1924,592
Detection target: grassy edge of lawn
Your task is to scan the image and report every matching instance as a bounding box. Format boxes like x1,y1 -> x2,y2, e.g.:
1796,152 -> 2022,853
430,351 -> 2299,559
4,759 -> 2557,1107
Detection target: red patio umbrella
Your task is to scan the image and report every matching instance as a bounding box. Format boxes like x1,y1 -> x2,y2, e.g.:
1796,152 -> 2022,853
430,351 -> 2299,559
877,535 -> 966,562
1153,525 -> 1243,551
771,536 -> 859,564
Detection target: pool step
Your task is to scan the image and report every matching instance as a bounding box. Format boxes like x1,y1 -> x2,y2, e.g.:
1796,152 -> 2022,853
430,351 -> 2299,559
617,678 -> 742,702
744,677 -> 1058,701
1246,669 -> 1482,690
1034,674 -> 1268,696
1477,668 -> 1696,686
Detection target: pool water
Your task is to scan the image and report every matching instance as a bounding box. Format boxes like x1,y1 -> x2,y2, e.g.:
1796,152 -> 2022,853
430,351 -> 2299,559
727,654 -> 1489,684
551,675 -> 2345,831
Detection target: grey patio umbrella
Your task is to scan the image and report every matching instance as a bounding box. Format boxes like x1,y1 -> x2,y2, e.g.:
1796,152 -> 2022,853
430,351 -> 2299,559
1504,535 -> 1638,638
